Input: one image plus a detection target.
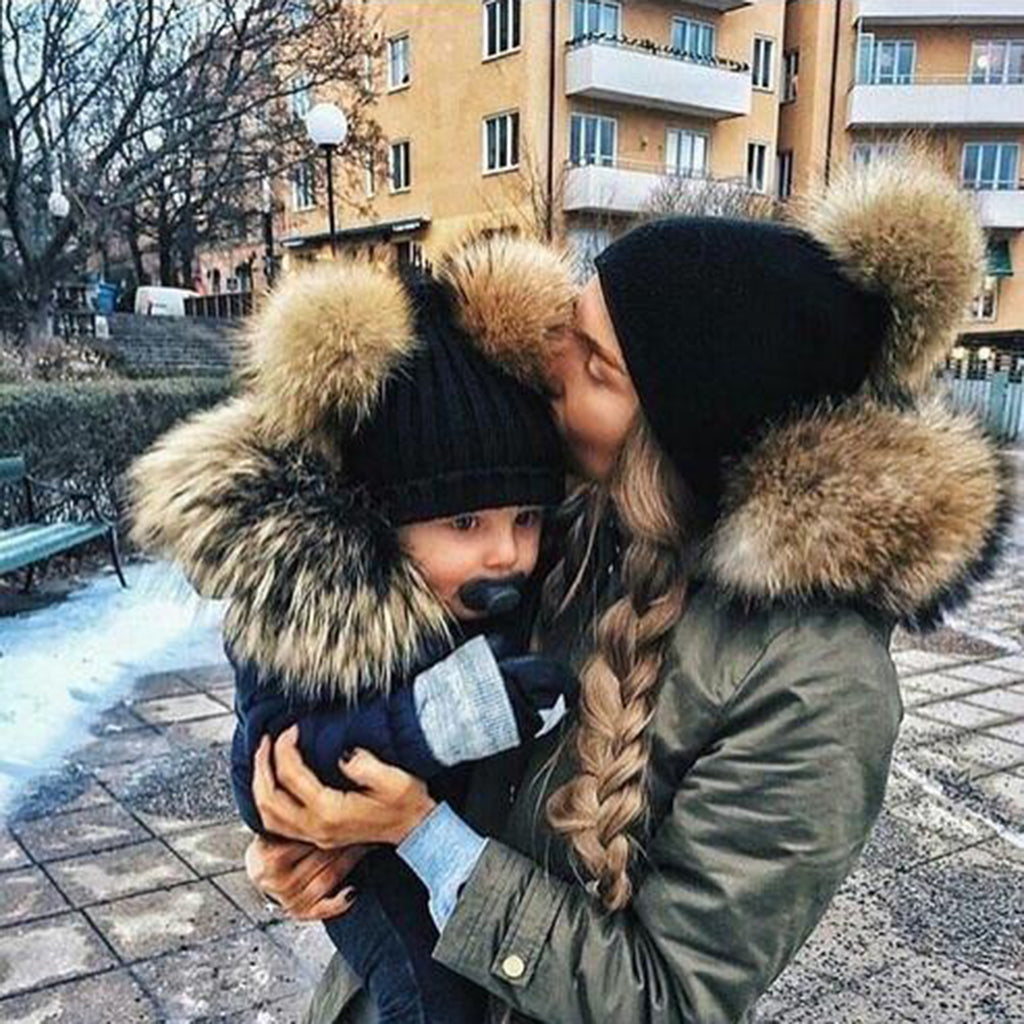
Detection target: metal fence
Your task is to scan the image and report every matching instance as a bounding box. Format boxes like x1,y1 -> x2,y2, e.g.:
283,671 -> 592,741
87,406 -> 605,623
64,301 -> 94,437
937,359 -> 1024,443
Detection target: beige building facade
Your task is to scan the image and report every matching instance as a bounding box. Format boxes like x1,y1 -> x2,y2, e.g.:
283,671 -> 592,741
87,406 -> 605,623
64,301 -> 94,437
207,0 -> 1023,348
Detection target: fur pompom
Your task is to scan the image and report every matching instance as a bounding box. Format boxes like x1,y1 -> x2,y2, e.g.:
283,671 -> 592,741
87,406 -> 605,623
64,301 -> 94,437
439,234 -> 577,389
797,150 -> 985,393
245,261 -> 415,446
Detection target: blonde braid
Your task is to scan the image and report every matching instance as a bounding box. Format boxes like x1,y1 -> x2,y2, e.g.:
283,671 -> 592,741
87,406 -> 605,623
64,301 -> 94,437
546,419 -> 691,910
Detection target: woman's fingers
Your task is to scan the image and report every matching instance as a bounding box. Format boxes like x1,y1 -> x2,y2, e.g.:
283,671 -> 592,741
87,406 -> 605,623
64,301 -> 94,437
293,886 -> 357,922
336,747 -> 403,791
252,736 -> 311,839
272,726 -> 329,806
279,846 -> 371,919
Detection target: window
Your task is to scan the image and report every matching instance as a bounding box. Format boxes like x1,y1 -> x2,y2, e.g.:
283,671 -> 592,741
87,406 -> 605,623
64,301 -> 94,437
484,111 -> 520,172
777,150 -> 793,199
752,36 -> 774,90
962,143 -> 1019,190
569,113 -> 616,167
362,54 -> 374,91
851,142 -> 901,167
484,0 -> 521,57
291,160 -> 316,210
856,34 -> 915,84
971,275 -> 999,320
747,142 -> 769,193
290,74 -> 312,119
970,40 -> 1024,84
672,17 -> 715,58
365,157 -> 376,198
783,49 -> 799,102
666,129 -> 708,177
389,140 -> 411,191
388,35 -> 410,90
573,0 -> 620,38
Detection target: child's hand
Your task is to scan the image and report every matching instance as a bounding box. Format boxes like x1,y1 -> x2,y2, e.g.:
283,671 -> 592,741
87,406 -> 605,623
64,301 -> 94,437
498,655 -> 579,741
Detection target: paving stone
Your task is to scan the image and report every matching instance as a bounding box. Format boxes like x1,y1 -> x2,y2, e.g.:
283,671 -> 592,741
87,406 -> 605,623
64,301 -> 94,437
896,712 -> 962,746
165,713 -> 235,750
915,699 -> 1010,730
753,987 -> 909,1023
944,662 -> 1024,686
178,663 -> 234,688
907,672 -> 991,700
165,821 -> 252,876
6,763 -> 114,824
0,831 -> 29,873
132,692 -> 228,726
892,650 -> 964,675
861,799 -> 989,874
204,683 -> 236,709
986,719 -> 1024,747
0,866 -> 70,927
72,728 -> 174,769
45,840 -> 196,906
202,991 -> 313,1024
920,731 -> 1024,778
89,702 -> 149,736
129,671 -> 196,700
964,687 -> 1024,717
265,920 -> 338,980
0,968 -> 159,1023
212,869 -> 278,925
988,654 -> 1024,674
132,929 -> 306,1019
0,914 -> 115,999
975,771 -> 1024,821
85,879 -> 247,961
11,803 -> 150,863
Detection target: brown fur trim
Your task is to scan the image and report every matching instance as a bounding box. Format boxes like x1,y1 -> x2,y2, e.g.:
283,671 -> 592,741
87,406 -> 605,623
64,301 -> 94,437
797,151 -> 985,393
128,396 -> 451,701
244,260 -> 416,447
439,234 -> 577,389
705,397 -> 1011,626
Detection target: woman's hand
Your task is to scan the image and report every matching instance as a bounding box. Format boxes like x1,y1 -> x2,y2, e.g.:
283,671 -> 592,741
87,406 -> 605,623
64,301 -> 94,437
252,725 -> 437,849
244,834 -> 367,921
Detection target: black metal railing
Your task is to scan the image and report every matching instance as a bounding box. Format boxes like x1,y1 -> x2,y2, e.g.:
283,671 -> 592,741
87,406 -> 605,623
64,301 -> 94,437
566,32 -> 749,74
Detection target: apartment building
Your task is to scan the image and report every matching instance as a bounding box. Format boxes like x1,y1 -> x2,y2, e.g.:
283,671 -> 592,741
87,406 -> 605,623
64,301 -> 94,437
201,0 -> 1023,347
779,0 -> 1024,347
277,0 -> 786,273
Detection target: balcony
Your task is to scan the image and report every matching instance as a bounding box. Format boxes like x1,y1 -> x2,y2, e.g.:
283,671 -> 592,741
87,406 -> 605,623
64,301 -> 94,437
674,0 -> 751,10
856,0 -> 1024,24
563,161 -> 754,215
971,187 -> 1024,230
565,35 -> 751,120
848,78 -> 1024,127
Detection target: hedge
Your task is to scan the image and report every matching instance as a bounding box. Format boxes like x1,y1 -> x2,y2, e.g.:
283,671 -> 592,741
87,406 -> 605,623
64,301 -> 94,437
0,377 -> 233,533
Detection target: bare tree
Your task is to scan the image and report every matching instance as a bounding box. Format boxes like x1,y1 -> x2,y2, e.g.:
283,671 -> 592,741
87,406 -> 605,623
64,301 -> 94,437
643,173 -> 780,221
0,0 -> 383,343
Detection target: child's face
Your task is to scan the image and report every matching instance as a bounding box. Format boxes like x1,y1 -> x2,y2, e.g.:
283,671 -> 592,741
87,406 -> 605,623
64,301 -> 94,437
398,505 -> 544,621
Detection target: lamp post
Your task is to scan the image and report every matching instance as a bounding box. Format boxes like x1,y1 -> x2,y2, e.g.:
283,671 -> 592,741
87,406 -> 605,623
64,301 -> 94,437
304,102 -> 348,257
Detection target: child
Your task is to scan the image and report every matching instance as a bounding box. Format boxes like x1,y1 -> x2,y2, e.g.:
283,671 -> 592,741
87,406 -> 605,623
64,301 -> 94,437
129,263 -> 577,1023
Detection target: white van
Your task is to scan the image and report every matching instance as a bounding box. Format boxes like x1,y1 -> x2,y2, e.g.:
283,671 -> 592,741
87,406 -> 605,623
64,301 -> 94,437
134,286 -> 198,317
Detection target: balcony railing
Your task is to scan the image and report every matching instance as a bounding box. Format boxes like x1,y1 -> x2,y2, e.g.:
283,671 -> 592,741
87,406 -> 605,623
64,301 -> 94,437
965,182 -> 1024,229
848,75 -> 1024,126
856,0 -> 1024,25
566,34 -> 751,119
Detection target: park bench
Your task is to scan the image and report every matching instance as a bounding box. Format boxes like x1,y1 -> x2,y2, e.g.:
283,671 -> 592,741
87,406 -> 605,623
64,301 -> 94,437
0,455 -> 127,591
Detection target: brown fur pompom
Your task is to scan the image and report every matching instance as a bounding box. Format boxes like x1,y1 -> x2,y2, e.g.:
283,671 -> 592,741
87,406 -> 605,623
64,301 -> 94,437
797,150 -> 985,393
245,261 -> 415,446
439,234 -> 577,389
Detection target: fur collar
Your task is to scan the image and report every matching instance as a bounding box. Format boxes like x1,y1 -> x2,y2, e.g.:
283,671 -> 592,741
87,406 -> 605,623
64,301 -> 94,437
128,396 -> 451,702
704,395 -> 1013,629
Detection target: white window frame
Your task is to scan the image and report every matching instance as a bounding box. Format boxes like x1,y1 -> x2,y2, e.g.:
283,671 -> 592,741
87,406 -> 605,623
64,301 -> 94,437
483,0 -> 521,60
483,110 -> 520,174
365,156 -> 376,198
783,49 -> 799,102
970,274 -> 999,321
665,128 -> 709,178
291,160 -> 316,211
970,40 -> 1024,84
746,141 -> 770,194
851,141 -> 901,168
387,34 -> 411,91
290,74 -> 313,119
857,34 -> 916,85
671,17 -> 716,59
389,140 -> 411,192
777,150 -> 793,199
572,0 -> 621,39
752,36 -> 775,91
569,113 -> 617,167
962,142 -> 1020,191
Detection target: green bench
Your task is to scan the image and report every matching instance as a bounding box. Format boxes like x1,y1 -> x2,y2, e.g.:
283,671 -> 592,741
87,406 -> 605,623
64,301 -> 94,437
0,456 -> 127,591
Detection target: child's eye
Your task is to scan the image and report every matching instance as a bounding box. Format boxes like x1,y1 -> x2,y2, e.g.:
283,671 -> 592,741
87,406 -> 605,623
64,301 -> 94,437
450,514 -> 478,532
515,508 -> 541,528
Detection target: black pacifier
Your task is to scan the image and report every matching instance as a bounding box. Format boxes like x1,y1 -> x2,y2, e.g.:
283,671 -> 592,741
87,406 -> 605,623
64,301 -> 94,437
458,574 -> 527,616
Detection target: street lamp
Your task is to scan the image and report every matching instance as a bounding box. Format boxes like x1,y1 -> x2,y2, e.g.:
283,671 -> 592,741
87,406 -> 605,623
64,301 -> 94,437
48,187 -> 70,220
304,102 -> 348,257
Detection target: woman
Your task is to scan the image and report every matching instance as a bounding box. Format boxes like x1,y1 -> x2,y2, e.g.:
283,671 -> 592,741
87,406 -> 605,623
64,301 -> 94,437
247,155 -> 1011,1023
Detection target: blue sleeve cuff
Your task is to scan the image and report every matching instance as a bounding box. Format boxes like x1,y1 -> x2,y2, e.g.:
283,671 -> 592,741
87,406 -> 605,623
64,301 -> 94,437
396,802 -> 488,932
413,636 -> 520,766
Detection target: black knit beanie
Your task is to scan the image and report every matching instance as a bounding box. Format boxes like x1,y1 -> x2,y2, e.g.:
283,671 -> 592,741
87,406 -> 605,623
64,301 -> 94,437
346,276 -> 565,525
594,217 -> 892,513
